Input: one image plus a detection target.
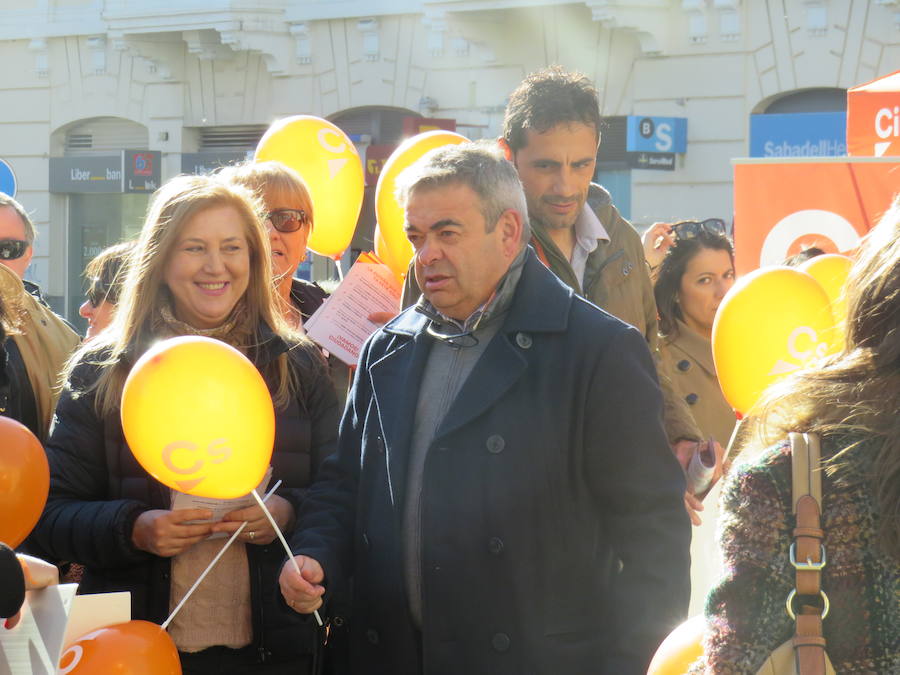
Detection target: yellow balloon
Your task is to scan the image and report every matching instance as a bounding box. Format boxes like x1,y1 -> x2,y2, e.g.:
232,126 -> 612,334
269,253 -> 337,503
712,267 -> 835,415
121,336 -> 275,499
647,615 -> 705,675
375,130 -> 469,273
799,253 -> 854,353
374,223 -> 404,282
255,116 -> 364,259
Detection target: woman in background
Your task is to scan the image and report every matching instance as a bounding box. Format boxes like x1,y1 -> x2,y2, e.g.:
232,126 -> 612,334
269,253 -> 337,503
648,219 -> 736,616
79,240 -> 135,340
652,220 -> 736,448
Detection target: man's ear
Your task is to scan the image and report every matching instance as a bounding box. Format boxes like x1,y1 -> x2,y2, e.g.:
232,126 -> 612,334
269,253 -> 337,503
496,209 -> 523,256
497,137 -> 513,162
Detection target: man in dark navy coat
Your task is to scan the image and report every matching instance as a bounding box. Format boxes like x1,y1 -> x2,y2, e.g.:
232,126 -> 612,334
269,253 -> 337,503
281,142 -> 689,675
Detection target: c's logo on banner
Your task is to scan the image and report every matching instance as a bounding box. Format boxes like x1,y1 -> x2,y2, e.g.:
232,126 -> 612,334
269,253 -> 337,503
759,209 -> 860,267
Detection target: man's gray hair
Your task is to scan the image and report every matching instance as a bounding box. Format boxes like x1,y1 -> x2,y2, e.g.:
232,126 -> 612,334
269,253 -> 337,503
0,193 -> 36,245
394,141 -> 531,243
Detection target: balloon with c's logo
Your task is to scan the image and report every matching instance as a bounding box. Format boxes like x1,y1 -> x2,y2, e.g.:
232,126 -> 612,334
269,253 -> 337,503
255,115 -> 364,259
375,130 -> 469,277
712,267 -> 835,415
58,620 -> 180,674
121,336 -> 275,499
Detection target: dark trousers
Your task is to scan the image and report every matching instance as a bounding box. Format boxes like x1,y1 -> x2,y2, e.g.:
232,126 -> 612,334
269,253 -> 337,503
179,645 -> 313,674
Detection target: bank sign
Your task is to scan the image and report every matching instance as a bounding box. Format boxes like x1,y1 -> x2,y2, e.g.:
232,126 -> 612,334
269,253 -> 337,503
749,112 -> 846,158
625,116 -> 686,171
50,151 -> 161,193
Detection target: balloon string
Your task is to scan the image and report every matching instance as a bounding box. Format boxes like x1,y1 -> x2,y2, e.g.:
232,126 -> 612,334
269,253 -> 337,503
334,256 -> 344,282
161,480 -> 282,630
251,488 -> 324,627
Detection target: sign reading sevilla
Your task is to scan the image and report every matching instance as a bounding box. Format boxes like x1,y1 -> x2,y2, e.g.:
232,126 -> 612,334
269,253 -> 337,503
732,157 -> 897,275
847,70 -> 900,157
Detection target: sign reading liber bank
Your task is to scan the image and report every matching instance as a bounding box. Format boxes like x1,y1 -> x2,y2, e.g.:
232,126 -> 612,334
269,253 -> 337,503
749,112 -> 846,158
50,151 -> 161,193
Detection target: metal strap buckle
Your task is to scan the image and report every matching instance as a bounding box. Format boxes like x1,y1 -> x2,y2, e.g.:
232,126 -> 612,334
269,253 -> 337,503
789,542 -> 827,571
785,588 -> 830,620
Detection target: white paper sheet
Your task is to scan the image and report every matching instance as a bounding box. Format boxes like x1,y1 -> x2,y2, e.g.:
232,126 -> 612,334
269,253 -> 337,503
305,261 -> 401,365
170,465 -> 273,539
0,584 -> 77,675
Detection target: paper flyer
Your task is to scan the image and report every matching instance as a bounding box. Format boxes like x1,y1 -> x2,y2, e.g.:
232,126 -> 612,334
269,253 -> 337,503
305,254 -> 401,365
0,584 -> 78,675
171,466 -> 273,538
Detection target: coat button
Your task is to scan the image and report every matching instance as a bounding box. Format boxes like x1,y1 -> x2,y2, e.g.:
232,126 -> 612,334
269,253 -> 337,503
366,628 -> 379,645
515,332 -> 532,349
486,435 -> 505,454
488,537 -> 504,554
685,393 -> 699,405
491,632 -> 510,652
332,615 -> 345,627
677,359 -> 691,371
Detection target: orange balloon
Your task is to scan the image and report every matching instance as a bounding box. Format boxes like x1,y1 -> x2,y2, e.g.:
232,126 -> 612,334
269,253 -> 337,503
59,620 -> 180,674
121,336 -> 275,499
375,130 -> 469,274
799,253 -> 854,352
647,615 -> 706,675
713,267 -> 835,415
255,115 -> 364,258
0,417 -> 49,547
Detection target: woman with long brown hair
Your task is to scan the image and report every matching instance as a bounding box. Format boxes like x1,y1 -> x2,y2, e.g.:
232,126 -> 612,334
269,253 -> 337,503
32,174 -> 339,673
691,200 -> 900,673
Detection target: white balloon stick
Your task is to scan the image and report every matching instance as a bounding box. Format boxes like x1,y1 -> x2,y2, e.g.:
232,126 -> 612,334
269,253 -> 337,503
251,488 -> 324,627
161,480 -> 282,630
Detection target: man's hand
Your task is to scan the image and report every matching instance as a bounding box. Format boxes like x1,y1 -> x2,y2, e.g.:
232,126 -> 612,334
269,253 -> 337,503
368,311 -> 396,325
279,555 -> 326,614
131,509 -> 214,557
212,495 -> 296,546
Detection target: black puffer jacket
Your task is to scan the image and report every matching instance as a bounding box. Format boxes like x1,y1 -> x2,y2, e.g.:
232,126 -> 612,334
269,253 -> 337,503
31,326 -> 340,666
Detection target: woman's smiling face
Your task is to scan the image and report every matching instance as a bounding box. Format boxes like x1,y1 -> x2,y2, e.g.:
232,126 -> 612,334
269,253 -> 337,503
163,204 -> 250,329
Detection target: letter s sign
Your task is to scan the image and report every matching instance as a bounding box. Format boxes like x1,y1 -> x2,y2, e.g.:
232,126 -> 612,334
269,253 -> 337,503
655,123 -> 673,152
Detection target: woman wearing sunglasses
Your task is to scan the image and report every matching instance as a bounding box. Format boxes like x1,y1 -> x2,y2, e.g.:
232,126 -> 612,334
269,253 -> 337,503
220,162 -> 325,331
647,218 -> 737,615
79,240 -> 135,340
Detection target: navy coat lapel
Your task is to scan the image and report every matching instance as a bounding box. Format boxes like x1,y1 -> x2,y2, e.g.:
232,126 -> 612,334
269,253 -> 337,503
369,309 -> 431,508
436,252 -> 573,441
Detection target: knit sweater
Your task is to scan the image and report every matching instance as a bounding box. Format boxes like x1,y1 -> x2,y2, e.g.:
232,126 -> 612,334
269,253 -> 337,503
690,434 -> 900,674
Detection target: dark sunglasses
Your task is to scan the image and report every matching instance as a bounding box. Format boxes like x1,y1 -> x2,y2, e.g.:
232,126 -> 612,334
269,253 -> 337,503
265,209 -> 310,233
672,218 -> 727,241
85,285 -> 109,308
0,238 -> 28,260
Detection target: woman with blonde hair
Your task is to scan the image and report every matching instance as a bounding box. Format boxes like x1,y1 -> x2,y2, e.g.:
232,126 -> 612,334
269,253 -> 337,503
691,200 -> 900,673
32,174 -> 339,674
218,161 -> 325,330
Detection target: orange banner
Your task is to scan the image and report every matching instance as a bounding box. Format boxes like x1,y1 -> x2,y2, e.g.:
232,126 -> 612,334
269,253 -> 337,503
733,158 -> 898,275
847,70 -> 900,157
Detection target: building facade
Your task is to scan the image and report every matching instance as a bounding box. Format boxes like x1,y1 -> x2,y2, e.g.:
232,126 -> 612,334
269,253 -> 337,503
0,0 -> 896,322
